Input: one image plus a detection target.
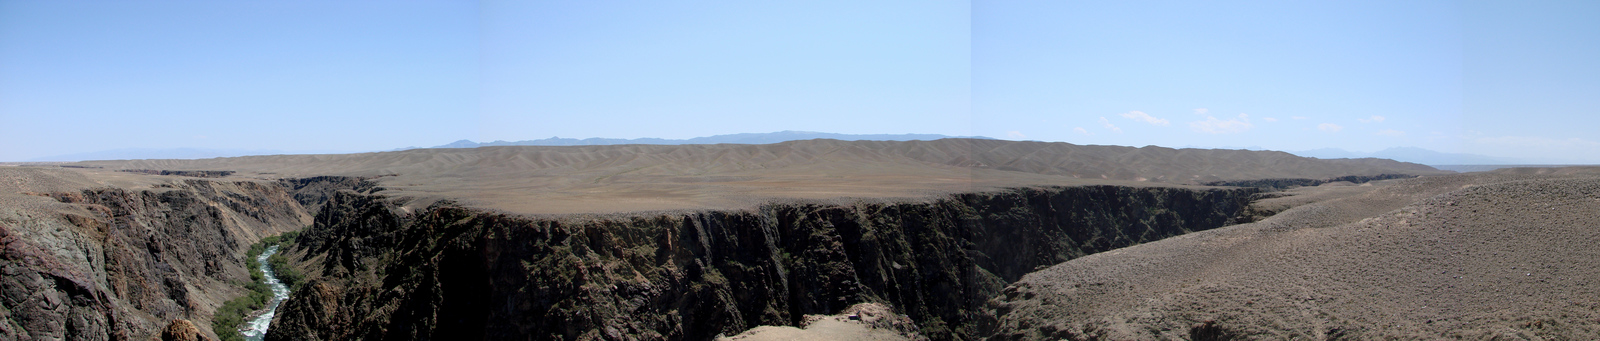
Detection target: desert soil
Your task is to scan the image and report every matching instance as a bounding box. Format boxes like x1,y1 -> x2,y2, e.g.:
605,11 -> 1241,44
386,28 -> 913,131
717,303 -> 925,341
2,139 -> 1477,340
54,139 -> 1440,214
986,168 -> 1600,340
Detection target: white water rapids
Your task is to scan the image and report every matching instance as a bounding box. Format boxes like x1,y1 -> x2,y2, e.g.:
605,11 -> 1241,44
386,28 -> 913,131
241,245 -> 291,341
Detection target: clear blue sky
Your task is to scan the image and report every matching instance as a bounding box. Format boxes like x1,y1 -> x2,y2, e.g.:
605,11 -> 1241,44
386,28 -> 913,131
2,1 -> 1597,163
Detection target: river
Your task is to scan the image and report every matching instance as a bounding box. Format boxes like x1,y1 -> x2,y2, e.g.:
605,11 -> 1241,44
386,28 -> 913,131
240,245 -> 291,341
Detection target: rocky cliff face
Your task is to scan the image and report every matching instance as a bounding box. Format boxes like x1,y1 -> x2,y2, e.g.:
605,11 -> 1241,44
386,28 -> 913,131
0,172 -> 317,340
267,185 -> 1257,340
1201,173 -> 1419,190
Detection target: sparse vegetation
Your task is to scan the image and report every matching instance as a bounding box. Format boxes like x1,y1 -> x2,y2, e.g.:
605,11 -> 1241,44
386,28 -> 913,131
213,230 -> 301,341
268,250 -> 303,290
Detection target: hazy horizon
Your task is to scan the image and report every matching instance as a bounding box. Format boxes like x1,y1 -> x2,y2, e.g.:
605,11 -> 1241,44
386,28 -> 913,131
4,1 -> 1597,163
14,130 -> 1576,167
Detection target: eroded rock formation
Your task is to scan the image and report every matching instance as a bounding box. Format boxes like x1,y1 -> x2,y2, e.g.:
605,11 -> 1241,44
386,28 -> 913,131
266,185 -> 1256,340
161,319 -> 211,341
0,171 -> 338,340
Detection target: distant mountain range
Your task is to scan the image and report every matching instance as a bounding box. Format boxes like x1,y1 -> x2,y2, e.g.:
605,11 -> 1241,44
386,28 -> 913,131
428,131 -> 994,148
24,133 -> 1541,168
1287,147 -> 1526,166
23,132 -> 991,162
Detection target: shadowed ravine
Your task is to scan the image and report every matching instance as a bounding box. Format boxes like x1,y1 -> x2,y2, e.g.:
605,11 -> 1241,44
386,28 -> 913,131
0,140 -> 1457,340
263,185 -> 1257,340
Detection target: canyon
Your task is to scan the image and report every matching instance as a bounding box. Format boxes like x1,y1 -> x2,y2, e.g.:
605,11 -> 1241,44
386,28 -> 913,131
11,138 -> 1577,340
983,168 -> 1600,339
261,184 -> 1254,340
0,168 -> 318,340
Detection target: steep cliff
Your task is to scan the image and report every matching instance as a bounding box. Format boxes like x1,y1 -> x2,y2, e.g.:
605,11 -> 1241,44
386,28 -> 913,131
1201,173 -> 1419,190
976,170 -> 1600,340
0,169 -> 316,340
267,185 -> 1256,340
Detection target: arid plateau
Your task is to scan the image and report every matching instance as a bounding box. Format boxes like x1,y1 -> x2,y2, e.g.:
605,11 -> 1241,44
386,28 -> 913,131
2,139 -> 1595,340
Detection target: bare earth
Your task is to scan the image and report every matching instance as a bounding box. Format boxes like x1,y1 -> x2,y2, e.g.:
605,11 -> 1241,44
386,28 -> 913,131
6,139 -> 1493,339
986,167 -> 1600,340
59,139 -> 1440,214
717,303 -> 925,341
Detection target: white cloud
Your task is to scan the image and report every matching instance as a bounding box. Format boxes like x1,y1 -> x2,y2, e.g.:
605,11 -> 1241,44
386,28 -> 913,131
1262,117 -> 1278,122
1193,108 -> 1210,116
1118,111 -> 1170,126
1006,131 -> 1027,139
1358,115 -> 1387,123
1292,116 -> 1308,120
1098,117 -> 1123,133
1375,129 -> 1405,137
1072,127 -> 1093,136
1189,113 -> 1253,134
1318,123 -> 1344,132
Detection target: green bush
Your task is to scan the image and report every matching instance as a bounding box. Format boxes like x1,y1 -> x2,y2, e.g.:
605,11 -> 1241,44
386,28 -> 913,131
267,252 -> 303,291
212,280 -> 272,341
213,230 -> 302,340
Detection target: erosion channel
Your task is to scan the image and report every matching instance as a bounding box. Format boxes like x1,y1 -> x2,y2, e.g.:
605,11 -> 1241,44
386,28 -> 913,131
242,245 -> 290,340
263,185 -> 1258,340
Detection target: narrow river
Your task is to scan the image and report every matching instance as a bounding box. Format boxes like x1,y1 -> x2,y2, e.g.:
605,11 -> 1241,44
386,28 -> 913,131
241,245 -> 291,341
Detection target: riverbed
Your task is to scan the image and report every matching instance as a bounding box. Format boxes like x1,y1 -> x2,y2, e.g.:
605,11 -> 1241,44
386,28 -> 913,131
241,245 -> 291,340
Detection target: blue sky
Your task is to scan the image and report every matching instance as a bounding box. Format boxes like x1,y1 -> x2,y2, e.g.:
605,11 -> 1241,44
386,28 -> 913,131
2,1 -> 1597,163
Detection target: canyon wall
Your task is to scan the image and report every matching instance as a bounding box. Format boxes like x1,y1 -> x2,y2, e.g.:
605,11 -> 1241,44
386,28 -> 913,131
1201,173 -> 1419,190
267,185 -> 1257,340
0,171 -> 337,340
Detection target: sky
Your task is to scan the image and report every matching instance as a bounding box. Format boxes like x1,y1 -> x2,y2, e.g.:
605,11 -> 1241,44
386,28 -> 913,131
2,0 -> 1597,163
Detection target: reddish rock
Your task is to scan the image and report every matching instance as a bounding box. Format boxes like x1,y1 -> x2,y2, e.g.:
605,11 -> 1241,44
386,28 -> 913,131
161,319 -> 211,341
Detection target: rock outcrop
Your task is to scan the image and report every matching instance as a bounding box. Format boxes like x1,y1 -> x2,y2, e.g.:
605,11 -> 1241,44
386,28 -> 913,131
0,169 -> 318,340
717,303 -> 927,341
275,176 -> 383,213
0,140 -> 1453,340
161,319 -> 210,341
267,185 -> 1257,340
116,170 -> 237,178
979,170 -> 1600,340
1201,173 -> 1420,190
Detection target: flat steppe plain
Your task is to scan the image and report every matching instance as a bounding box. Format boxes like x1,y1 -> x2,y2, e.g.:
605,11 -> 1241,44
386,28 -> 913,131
61,138 -> 1440,214
987,167 -> 1600,340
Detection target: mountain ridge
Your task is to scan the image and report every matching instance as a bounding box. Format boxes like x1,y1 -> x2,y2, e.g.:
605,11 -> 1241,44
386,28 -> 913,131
429,130 -> 994,148
1289,146 -> 1525,165
22,131 -> 993,162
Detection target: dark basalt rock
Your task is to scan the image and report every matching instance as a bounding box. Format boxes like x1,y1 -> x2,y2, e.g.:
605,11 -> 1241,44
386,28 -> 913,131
276,176 -> 383,213
117,170 -> 237,178
0,177 -> 321,340
161,319 -> 210,341
1203,173 -> 1417,190
268,185 -> 1258,340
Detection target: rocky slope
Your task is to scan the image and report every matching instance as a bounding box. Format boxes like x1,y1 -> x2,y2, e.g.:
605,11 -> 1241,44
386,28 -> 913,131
981,169 -> 1600,340
0,168 -> 326,340
265,184 -> 1256,340
3,140 -> 1450,340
